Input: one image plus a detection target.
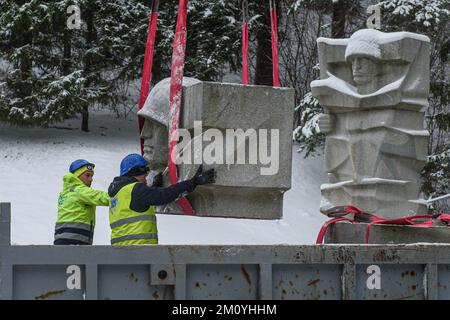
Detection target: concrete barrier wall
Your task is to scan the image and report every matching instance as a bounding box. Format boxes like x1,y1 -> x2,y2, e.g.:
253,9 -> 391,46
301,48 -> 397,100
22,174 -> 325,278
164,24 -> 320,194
2,203 -> 450,300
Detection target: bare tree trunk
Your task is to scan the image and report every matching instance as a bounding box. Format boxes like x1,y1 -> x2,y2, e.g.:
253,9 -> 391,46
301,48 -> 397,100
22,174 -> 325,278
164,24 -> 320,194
81,104 -> 89,132
18,5 -> 32,99
255,2 -> 273,86
82,7 -> 96,132
331,0 -> 346,38
62,30 -> 71,75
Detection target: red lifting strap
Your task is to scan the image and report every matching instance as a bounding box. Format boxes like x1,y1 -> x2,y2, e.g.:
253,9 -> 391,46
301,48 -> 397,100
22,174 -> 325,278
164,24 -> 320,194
316,217 -> 351,245
242,0 -> 249,85
242,0 -> 279,86
138,0 -> 160,155
168,0 -> 196,215
269,0 -> 279,87
316,205 -> 450,244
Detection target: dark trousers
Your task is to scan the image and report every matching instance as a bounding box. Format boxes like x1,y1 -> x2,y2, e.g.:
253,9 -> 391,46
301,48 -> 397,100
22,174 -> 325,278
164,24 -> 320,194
54,238 -> 90,245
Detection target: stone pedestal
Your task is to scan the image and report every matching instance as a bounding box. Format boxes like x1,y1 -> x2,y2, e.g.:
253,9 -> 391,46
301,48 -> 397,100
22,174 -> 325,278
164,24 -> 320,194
325,221 -> 450,244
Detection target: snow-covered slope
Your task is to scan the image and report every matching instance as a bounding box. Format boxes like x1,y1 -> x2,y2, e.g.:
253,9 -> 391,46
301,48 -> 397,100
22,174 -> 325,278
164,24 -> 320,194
0,111 -> 328,245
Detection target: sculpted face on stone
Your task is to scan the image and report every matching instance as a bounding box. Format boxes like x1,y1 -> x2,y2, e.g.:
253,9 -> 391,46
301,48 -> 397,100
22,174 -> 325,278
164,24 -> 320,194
140,119 -> 168,171
138,77 -> 171,171
138,77 -> 201,171
351,56 -> 378,88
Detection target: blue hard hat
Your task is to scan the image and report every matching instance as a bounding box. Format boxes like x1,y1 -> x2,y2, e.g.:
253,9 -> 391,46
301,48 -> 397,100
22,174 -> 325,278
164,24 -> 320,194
120,154 -> 149,176
69,159 -> 95,173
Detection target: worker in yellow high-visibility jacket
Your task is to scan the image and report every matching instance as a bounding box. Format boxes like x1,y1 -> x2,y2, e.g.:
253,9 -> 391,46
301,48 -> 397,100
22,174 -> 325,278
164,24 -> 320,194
108,154 -> 216,245
54,159 -> 109,245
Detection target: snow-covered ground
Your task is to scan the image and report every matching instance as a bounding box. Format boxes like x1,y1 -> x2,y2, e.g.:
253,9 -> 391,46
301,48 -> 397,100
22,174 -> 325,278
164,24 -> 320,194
0,110 -> 328,245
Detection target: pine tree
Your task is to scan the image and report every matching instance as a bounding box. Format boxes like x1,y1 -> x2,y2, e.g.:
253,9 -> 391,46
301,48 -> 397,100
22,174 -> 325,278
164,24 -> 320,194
0,0 -> 149,129
0,0 -> 82,126
293,92 -> 324,156
0,0 -> 243,129
150,0 -> 241,83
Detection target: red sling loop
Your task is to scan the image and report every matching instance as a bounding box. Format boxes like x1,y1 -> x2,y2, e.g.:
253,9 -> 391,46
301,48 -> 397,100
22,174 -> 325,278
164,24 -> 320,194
138,0 -> 160,155
242,0 -> 279,86
168,0 -> 196,215
269,0 -> 280,87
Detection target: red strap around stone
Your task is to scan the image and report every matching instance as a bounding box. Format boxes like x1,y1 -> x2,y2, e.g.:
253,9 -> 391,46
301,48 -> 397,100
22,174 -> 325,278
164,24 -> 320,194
317,205 -> 450,244
316,217 -> 352,244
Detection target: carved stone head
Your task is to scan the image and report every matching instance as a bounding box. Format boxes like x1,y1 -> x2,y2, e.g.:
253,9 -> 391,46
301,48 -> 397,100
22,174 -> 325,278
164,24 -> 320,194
137,77 -> 201,171
140,119 -> 168,171
345,29 -> 383,94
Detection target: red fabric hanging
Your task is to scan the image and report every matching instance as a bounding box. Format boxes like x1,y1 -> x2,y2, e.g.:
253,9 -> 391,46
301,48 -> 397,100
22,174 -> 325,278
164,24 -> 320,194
270,0 -> 280,87
168,0 -> 196,215
138,0 -> 160,155
242,0 -> 249,85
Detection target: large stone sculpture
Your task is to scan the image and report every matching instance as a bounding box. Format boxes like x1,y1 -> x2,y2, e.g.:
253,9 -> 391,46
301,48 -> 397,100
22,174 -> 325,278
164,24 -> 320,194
178,81 -> 294,219
311,29 -> 430,218
139,78 -> 295,219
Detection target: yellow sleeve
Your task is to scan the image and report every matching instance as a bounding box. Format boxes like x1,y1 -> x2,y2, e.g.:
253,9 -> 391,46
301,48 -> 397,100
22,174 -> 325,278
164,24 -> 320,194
75,185 -> 110,206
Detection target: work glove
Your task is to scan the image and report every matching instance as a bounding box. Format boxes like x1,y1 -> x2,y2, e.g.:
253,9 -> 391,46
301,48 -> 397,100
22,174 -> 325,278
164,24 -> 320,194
152,172 -> 163,188
191,165 -> 217,186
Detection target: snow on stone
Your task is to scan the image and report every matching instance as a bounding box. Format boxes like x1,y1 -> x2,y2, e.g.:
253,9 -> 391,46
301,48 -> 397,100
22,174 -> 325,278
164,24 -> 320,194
311,73 -> 357,96
318,31 -> 430,47
345,29 -> 383,60
377,31 -> 430,43
312,72 -> 406,99
317,37 -> 348,46
138,77 -> 201,126
390,127 -> 430,136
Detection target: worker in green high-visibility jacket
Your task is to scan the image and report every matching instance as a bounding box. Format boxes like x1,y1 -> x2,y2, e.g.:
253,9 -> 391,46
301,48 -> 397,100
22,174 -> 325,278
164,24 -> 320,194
54,160 -> 109,245
108,154 -> 216,245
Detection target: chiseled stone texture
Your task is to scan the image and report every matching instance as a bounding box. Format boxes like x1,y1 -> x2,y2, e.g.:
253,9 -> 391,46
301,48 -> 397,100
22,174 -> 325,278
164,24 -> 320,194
324,221 -> 450,244
178,82 -> 295,219
312,29 -> 430,218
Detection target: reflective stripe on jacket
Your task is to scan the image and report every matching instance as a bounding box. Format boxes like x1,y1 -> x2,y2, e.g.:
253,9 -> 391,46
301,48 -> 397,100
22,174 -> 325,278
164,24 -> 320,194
109,182 -> 158,245
55,173 -> 110,245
